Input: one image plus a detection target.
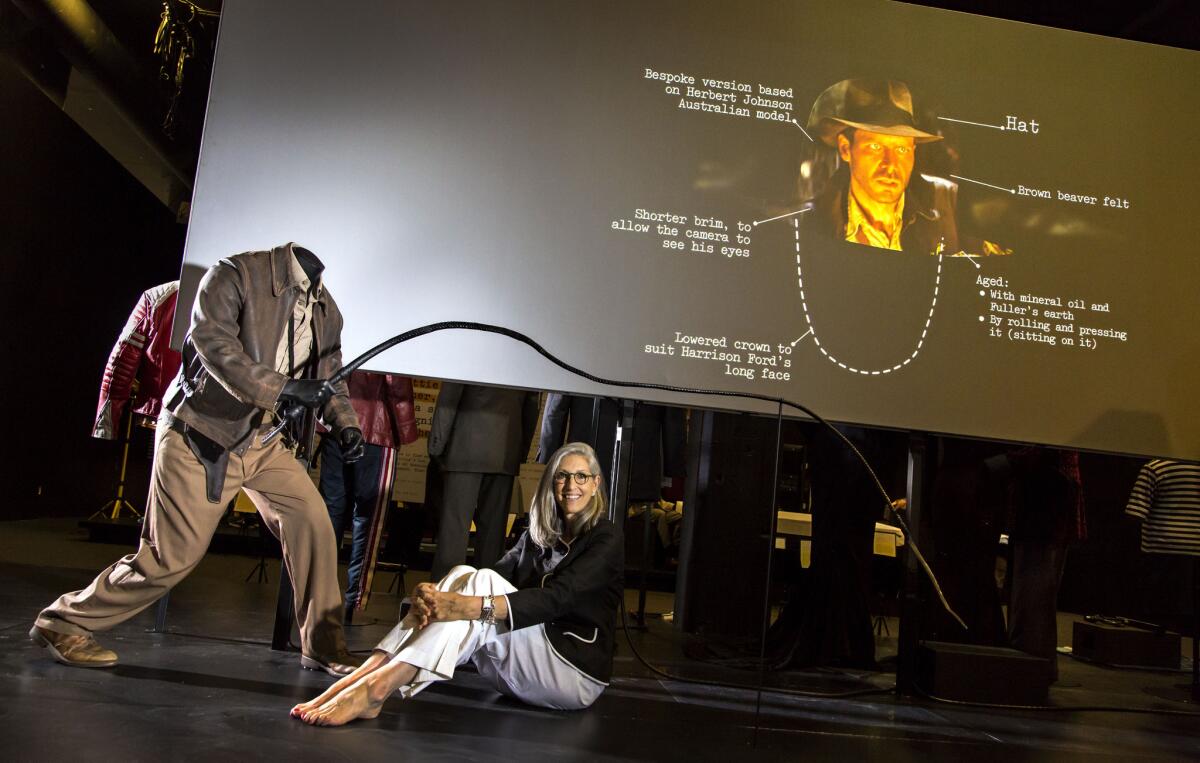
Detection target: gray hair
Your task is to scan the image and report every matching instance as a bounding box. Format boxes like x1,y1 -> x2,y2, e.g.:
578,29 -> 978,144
529,442 -> 607,549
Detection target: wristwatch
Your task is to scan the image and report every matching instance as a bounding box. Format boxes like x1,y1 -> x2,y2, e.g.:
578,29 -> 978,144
479,594 -> 496,626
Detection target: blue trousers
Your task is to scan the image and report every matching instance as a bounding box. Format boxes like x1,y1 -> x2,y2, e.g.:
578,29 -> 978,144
319,436 -> 386,608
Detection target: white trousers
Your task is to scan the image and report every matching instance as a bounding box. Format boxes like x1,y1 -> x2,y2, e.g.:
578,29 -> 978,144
375,565 -> 605,710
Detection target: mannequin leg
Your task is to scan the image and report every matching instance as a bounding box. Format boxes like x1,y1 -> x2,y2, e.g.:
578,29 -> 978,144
430,472 -> 482,579
36,426 -> 241,639
243,437 -> 347,660
472,473 -> 514,570
345,444 -> 385,611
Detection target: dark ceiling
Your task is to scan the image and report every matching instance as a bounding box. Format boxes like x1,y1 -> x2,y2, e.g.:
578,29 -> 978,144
911,0 -> 1199,51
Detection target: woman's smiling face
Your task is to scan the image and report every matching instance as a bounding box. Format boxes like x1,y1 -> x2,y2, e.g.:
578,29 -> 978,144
553,453 -> 598,519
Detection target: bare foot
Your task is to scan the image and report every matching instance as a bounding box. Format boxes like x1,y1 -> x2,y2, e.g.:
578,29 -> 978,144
290,650 -> 388,718
300,677 -> 385,727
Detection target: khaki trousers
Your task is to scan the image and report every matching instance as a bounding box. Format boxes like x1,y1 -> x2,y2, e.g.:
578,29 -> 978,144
36,425 -> 346,659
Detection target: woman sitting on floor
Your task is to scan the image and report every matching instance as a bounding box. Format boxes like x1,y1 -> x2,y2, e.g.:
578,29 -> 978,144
291,442 -> 623,725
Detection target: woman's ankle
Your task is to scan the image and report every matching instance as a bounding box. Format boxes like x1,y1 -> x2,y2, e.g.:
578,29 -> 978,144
365,666 -> 409,705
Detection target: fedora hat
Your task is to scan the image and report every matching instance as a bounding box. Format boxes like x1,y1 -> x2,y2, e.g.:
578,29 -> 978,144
807,79 -> 942,147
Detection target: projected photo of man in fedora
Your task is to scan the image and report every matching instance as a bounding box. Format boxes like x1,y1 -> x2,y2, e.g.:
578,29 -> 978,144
802,78 -> 1010,257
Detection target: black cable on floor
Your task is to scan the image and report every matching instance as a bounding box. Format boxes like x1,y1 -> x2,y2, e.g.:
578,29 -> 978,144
617,602 -> 896,699
911,683 -> 1200,717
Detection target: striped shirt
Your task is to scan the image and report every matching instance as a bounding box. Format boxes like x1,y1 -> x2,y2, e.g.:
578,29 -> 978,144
1125,459 -> 1200,555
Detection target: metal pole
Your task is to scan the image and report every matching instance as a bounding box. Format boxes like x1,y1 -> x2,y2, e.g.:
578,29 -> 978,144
271,573 -> 296,651
1193,557 -> 1199,701
896,432 -> 929,695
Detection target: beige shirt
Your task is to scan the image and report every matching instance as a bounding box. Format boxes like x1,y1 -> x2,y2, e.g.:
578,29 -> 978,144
845,190 -> 905,251
274,253 -> 319,377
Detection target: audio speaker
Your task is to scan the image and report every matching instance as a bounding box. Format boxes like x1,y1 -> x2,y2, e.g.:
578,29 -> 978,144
917,640 -> 1050,704
1072,621 -> 1180,669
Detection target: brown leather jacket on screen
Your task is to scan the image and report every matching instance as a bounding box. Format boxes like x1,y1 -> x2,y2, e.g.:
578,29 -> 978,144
162,243 -> 358,453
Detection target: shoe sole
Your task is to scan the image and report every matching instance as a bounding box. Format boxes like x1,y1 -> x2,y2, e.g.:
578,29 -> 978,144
28,626 -> 117,669
300,655 -> 353,677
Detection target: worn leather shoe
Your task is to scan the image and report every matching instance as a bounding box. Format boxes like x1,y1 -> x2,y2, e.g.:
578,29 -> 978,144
29,625 -> 118,668
300,651 -> 365,677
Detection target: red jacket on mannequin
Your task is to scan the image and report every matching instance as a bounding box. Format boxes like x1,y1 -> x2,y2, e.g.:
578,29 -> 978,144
340,371 -> 418,448
93,282 -> 183,439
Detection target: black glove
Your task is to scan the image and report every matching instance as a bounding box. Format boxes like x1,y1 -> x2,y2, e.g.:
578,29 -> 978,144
278,378 -> 337,409
340,427 -> 366,463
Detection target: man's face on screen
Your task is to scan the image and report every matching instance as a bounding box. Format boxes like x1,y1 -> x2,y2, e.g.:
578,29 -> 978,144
838,129 -> 916,206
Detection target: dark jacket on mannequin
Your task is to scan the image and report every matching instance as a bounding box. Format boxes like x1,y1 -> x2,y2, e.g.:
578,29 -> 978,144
427,383 -> 539,475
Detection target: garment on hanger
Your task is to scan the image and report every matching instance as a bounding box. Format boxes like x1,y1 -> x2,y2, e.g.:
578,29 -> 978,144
93,281 -> 182,439
1125,459 -> 1200,555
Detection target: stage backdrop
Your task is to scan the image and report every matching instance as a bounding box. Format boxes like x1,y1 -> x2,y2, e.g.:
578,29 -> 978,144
178,0 -> 1200,461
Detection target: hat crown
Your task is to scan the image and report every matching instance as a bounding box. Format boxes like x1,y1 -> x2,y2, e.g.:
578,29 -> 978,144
844,79 -> 914,116
808,78 -> 942,146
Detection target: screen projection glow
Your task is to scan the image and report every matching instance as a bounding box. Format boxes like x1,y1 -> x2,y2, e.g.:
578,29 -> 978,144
179,0 -> 1200,461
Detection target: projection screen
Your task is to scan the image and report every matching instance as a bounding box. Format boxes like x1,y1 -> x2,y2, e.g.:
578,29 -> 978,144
178,0 -> 1200,461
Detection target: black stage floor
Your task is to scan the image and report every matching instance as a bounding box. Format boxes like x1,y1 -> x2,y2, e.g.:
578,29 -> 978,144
3,519 -> 1199,761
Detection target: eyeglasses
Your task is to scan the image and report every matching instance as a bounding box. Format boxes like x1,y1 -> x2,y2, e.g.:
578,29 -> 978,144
553,471 -> 595,485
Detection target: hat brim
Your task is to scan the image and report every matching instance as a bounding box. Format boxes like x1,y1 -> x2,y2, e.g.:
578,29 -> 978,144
816,117 -> 943,147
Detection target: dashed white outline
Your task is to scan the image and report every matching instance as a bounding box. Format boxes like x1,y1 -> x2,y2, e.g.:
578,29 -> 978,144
794,218 -> 943,376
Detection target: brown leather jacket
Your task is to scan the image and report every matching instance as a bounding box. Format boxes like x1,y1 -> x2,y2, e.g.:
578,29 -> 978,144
162,243 -> 358,453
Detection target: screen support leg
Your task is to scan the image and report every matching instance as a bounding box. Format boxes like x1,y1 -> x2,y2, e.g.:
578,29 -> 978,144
896,432 -> 929,695
1193,558 -> 1199,701
609,400 -> 639,627
271,572 -> 295,651
151,593 -> 169,633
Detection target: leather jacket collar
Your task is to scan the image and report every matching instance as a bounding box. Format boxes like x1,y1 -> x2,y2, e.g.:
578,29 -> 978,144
270,242 -> 326,301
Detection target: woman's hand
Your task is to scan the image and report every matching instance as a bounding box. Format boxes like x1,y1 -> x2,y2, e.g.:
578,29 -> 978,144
411,582 -> 478,627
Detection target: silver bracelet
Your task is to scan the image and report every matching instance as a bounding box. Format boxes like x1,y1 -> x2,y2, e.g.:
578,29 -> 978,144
479,594 -> 496,626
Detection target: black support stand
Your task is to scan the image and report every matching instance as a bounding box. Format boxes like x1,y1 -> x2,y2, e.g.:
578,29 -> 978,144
271,574 -> 295,651
636,494 -> 654,627
896,432 -> 929,695
1192,558 -> 1199,701
89,406 -> 143,521
608,400 -> 643,628
608,400 -> 636,525
588,397 -> 602,467
151,593 -> 169,633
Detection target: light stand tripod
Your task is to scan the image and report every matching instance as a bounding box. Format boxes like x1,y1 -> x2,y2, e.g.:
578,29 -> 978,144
89,405 -> 143,521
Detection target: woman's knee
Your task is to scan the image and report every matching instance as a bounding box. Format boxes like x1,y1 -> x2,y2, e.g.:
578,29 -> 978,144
436,566 -> 516,595
438,565 -> 478,591
459,568 -> 516,595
